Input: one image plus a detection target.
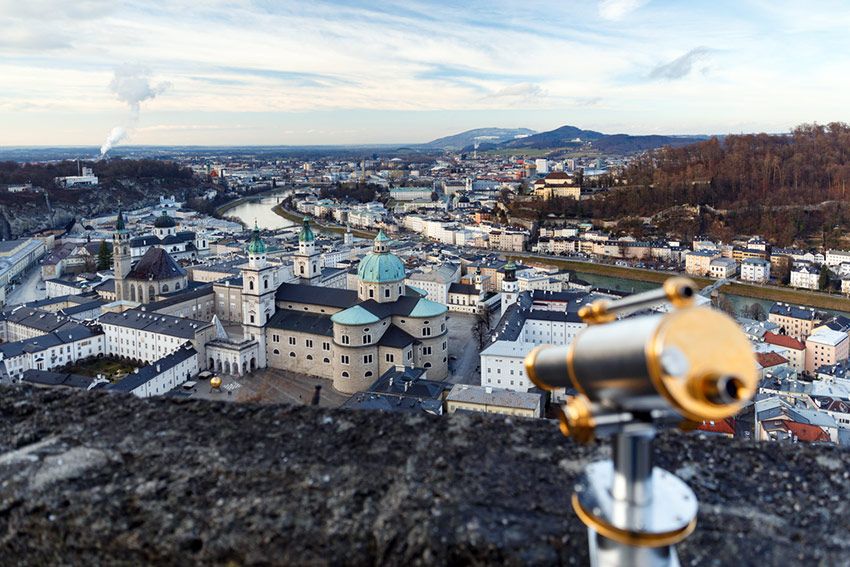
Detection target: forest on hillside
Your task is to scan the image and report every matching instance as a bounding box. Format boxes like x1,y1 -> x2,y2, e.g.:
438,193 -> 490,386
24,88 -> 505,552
0,159 -> 194,190
518,123 -> 850,246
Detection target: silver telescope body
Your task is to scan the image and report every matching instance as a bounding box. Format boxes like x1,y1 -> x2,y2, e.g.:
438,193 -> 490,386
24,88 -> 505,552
525,278 -> 757,426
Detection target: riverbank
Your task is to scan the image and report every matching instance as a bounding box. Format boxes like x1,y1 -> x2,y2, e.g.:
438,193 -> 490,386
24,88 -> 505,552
214,188 -> 285,217
509,253 -> 850,313
272,204 -> 377,239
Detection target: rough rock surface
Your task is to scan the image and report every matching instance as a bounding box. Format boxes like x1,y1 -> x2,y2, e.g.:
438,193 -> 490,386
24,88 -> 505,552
1,385 -> 849,565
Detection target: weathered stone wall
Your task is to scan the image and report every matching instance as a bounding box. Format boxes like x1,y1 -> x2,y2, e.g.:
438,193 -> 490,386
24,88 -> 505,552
1,385 -> 849,565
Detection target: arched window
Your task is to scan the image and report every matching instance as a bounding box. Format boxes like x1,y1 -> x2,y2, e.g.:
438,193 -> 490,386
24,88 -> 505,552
306,355 -> 313,360
424,362 -> 432,368
148,285 -> 155,299
341,335 -> 350,345
273,349 -> 280,355
342,371 -> 350,378
289,352 -> 296,357
264,279 -> 269,289
365,371 -> 373,377
162,284 -> 169,293
384,288 -> 390,298
175,282 -> 181,290
249,280 -> 254,290
369,288 -> 374,298
323,358 -> 330,363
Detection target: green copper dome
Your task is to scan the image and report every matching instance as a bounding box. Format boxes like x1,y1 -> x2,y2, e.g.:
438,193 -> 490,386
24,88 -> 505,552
331,305 -> 380,326
154,210 -> 176,228
247,221 -> 266,255
357,231 -> 405,283
409,298 -> 447,318
299,217 -> 315,242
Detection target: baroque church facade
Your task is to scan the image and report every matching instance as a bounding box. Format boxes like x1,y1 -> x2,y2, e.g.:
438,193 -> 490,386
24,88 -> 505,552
111,213 -> 449,394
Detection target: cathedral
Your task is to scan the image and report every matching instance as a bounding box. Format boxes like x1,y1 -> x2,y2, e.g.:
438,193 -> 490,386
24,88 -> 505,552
111,212 -> 449,394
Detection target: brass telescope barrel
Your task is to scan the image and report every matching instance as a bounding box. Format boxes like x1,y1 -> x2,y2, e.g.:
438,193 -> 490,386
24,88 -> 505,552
577,277 -> 697,324
524,279 -> 757,424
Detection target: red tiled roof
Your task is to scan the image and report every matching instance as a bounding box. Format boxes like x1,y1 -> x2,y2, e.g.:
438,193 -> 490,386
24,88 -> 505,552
545,171 -> 571,179
764,332 -> 805,350
783,420 -> 831,443
756,351 -> 789,368
697,418 -> 735,435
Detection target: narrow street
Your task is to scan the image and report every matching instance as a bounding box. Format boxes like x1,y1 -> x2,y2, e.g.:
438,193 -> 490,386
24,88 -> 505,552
6,265 -> 45,306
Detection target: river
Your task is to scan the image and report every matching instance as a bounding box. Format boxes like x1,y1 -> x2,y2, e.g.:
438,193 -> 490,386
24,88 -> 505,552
575,271 -> 850,319
223,192 -> 295,230
222,194 -> 847,319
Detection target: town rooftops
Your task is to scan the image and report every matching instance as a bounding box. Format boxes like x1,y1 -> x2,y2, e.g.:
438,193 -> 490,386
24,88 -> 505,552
447,384 -> 542,411
755,352 -> 789,369
98,310 -> 211,339
769,303 -> 818,320
275,283 -> 358,309
107,346 -> 197,393
764,331 -> 806,350
21,370 -> 96,389
806,328 -> 848,346
127,247 -> 186,281
266,311 -> 334,337
481,340 -> 536,358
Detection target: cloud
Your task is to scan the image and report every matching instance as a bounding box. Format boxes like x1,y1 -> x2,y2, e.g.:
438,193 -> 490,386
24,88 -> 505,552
0,28 -> 71,50
649,47 -> 713,80
109,64 -> 171,116
598,0 -> 649,21
486,82 -> 545,100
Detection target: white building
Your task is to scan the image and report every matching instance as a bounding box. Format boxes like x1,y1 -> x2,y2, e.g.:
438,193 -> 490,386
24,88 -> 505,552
107,345 -> 199,398
709,257 -> 738,279
481,340 -> 536,392
0,324 -> 104,382
99,309 -> 215,367
741,258 -> 771,283
826,249 -> 850,268
390,187 -> 432,201
405,263 -> 461,305
790,264 -> 819,290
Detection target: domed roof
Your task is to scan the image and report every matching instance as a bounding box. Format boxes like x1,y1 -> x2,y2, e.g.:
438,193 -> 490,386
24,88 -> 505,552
331,305 -> 380,326
247,221 -> 266,255
298,217 -> 315,242
357,231 -> 405,283
154,211 -> 177,228
409,298 -> 447,318
357,252 -> 406,283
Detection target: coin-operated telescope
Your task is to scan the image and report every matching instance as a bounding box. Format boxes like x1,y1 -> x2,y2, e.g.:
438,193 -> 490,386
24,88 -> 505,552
524,277 -> 756,567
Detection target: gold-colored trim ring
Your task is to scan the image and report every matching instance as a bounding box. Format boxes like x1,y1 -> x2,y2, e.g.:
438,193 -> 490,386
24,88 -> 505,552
572,494 -> 697,548
662,277 -> 697,309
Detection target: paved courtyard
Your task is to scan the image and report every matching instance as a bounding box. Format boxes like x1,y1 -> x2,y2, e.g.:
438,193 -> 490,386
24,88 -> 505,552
188,367 -> 348,407
445,310 -> 495,386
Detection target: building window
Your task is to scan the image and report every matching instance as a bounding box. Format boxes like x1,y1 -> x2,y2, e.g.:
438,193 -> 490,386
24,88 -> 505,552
342,371 -> 349,378
323,358 -> 330,363
363,354 -> 373,364
423,346 -> 432,355
306,355 -> 313,360
289,352 -> 296,357
341,355 -> 350,364
386,353 -> 394,363
322,342 -> 330,351
365,371 -> 373,377
341,335 -> 350,345
424,362 -> 431,368
422,327 -> 431,336
306,339 -> 313,348
369,288 -> 374,298
289,337 -> 296,345
363,334 -> 372,344
273,349 -> 280,355
384,288 -> 390,298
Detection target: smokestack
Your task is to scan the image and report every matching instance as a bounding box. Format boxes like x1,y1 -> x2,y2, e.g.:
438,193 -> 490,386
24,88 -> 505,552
311,385 -> 321,406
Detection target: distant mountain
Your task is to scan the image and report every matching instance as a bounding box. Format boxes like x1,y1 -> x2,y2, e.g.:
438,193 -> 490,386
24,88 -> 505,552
497,124 -> 707,154
423,128 -> 537,150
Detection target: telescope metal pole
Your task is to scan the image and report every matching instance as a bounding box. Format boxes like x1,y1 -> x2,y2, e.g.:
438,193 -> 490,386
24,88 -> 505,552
585,428 -> 681,567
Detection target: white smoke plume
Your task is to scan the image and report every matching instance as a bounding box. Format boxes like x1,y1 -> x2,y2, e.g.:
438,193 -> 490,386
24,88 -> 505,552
100,65 -> 170,157
100,126 -> 127,156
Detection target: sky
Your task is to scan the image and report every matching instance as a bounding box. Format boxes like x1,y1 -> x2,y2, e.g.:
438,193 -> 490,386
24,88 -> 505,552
2,0 -> 850,147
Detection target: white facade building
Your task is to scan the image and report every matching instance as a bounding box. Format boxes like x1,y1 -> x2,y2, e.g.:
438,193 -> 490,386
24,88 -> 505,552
741,258 -> 771,283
